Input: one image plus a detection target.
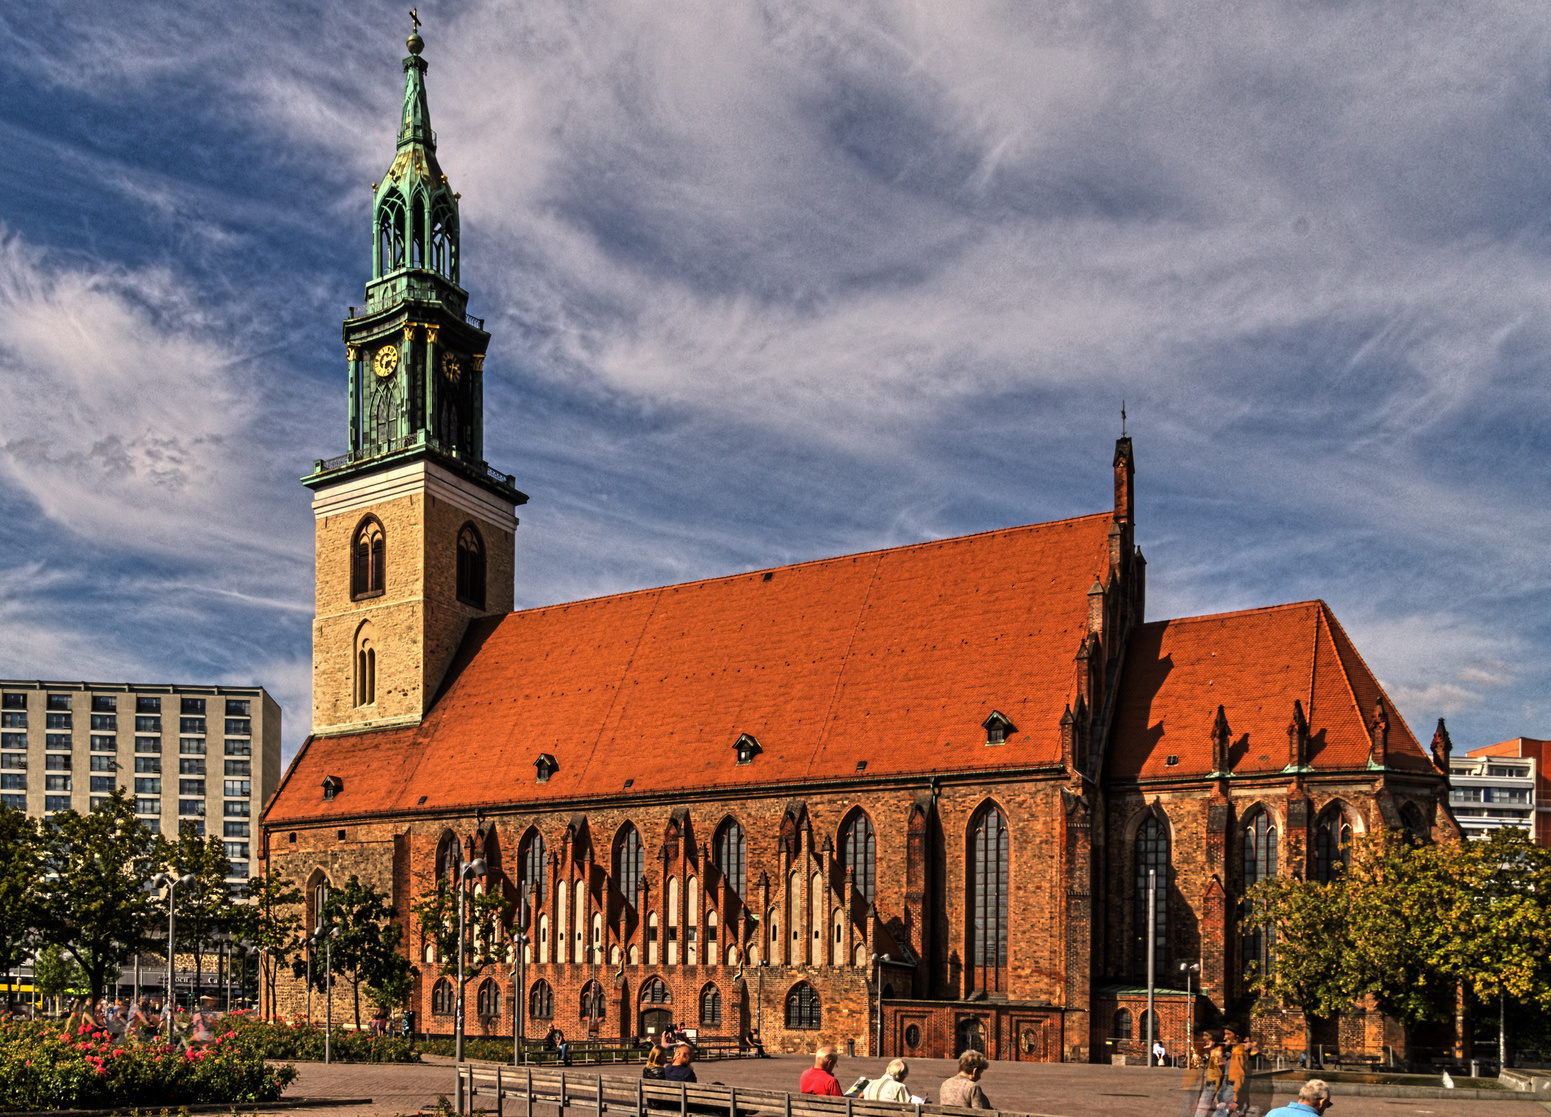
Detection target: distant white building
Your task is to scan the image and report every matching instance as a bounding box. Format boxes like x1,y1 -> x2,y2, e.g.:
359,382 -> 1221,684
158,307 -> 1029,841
1450,750 -> 1536,840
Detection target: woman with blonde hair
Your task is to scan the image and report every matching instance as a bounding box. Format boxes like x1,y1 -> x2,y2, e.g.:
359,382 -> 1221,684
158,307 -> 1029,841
862,1059 -> 911,1103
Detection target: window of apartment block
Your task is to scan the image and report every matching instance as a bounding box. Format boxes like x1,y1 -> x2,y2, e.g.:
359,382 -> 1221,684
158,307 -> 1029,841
190,820 -> 206,837
45,734 -> 71,750
224,739 -> 251,756
225,699 -> 250,717
179,757 -> 206,775
224,821 -> 250,837
180,718 -> 206,734
89,776 -> 114,793
46,694 -> 71,711
135,757 -> 161,774
135,736 -> 161,754
181,698 -> 206,715
228,862 -> 249,879
224,759 -> 251,777
136,797 -> 160,815
1,733 -> 24,749
90,714 -> 116,731
0,794 -> 23,810
1,694 -> 25,710
90,735 -> 116,752
44,774 -> 71,791
45,714 -> 71,731
89,755 -> 115,772
135,716 -> 161,733
224,800 -> 250,817
180,799 -> 205,817
0,754 -> 25,770
180,779 -> 206,796
180,738 -> 206,755
136,696 -> 160,714
225,718 -> 251,736
89,796 -> 111,811
225,841 -> 249,860
0,774 -> 22,791
46,755 -> 71,771
91,696 -> 116,712
134,777 -> 160,794
44,795 -> 71,812
224,780 -> 250,797
0,712 -> 24,729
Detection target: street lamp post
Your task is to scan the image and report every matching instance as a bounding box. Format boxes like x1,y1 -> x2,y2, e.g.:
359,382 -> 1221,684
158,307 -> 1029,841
150,872 -> 196,1043
1178,961 -> 1200,1068
756,961 -> 767,1037
870,953 -> 891,1056
456,857 -> 488,1063
316,926 -> 340,1064
511,883 -> 530,1067
1146,868 -> 1157,1066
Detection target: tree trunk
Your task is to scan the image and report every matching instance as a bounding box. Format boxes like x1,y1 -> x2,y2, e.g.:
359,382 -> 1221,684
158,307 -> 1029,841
353,970 -> 362,1029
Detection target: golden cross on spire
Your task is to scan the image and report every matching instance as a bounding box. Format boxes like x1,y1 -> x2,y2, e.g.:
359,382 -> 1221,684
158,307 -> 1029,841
410,7 -> 421,33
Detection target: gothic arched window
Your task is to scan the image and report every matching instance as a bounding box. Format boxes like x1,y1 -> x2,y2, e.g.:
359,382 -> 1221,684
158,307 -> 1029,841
354,624 -> 376,707
476,978 -> 500,1019
841,809 -> 876,904
430,200 -> 457,279
529,979 -> 553,1020
699,982 -> 721,1026
641,977 -> 671,1005
1134,815 -> 1170,979
436,830 -> 462,893
519,829 -> 546,906
410,194 -> 427,268
1400,802 -> 1430,845
431,977 -> 454,1016
351,517 -> 386,600
1315,808 -> 1352,884
714,818 -> 746,898
615,824 -> 643,907
1242,810 -> 1278,976
968,802 -> 1009,995
456,523 -> 486,609
785,982 -> 821,1029
377,193 -> 406,275
1113,1009 -> 1132,1041
580,980 -> 606,1023
370,381 -> 399,452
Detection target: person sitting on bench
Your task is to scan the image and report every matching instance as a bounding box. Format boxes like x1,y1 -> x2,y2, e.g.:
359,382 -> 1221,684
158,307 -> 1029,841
741,1029 -> 768,1058
665,1044 -> 698,1083
545,1025 -> 571,1065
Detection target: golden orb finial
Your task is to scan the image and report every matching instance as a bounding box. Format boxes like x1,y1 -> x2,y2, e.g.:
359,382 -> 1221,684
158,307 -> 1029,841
407,7 -> 424,54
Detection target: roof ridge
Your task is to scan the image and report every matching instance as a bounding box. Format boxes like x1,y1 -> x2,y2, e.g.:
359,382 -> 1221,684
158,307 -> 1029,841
1141,599 -> 1325,628
502,512 -> 1115,619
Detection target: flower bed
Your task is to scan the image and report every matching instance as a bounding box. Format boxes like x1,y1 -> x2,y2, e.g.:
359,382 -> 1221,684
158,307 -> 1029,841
227,1015 -> 421,1064
0,1019 -> 297,1112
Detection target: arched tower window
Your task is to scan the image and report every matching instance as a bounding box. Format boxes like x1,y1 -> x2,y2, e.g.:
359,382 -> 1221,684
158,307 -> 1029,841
351,516 -> 385,600
615,824 -> 643,907
785,982 -> 821,1029
968,802 -> 1009,995
354,623 -> 377,707
377,193 -> 406,275
430,200 -> 458,279
410,194 -> 426,268
1134,814 -> 1170,979
529,979 -> 553,1020
369,380 -> 399,453
1242,810 -> 1278,977
841,809 -> 876,904
519,829 -> 546,906
714,818 -> 746,898
456,523 -> 486,609
1315,808 -> 1353,883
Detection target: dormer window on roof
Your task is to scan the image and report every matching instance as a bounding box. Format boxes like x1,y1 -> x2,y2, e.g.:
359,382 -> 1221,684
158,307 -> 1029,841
534,753 -> 558,783
322,775 -> 343,801
734,734 -> 762,765
983,711 -> 1016,746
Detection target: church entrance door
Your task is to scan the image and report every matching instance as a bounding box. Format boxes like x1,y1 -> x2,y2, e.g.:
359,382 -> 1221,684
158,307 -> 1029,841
641,1007 -> 673,1039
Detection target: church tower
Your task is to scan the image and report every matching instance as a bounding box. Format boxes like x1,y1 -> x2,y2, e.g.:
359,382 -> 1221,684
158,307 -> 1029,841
303,21 -> 526,735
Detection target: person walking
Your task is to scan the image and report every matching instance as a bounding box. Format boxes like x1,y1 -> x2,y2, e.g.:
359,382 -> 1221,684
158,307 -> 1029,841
861,1059 -> 912,1103
938,1050 -> 993,1109
1265,1079 -> 1331,1117
800,1047 -> 843,1096
1222,1027 -> 1259,1113
665,1044 -> 698,1083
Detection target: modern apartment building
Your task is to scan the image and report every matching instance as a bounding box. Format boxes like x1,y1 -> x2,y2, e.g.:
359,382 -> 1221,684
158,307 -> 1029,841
0,680 -> 281,882
1450,743 -> 1539,842
1463,738 -> 1551,846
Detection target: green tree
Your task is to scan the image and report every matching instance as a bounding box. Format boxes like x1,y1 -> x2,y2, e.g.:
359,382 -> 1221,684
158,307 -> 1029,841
1244,875 -> 1359,1066
167,821 -> 237,995
0,807 -> 44,1011
241,867 -> 304,1020
36,791 -> 161,1004
34,943 -> 86,1014
412,876 -> 509,1010
321,875 -> 411,1029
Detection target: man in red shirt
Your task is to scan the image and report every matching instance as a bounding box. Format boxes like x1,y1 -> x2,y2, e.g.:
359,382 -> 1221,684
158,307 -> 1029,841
799,1047 -> 843,1096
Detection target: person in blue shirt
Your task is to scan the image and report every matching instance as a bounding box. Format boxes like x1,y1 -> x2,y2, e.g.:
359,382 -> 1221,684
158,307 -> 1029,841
665,1044 -> 698,1083
1265,1079 -> 1332,1117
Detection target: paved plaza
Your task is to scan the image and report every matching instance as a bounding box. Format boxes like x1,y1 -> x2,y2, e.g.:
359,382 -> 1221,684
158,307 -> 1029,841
277,1055 -> 1551,1117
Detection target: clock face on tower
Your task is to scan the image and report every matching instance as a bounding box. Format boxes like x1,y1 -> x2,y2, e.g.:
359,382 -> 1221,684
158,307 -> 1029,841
441,351 -> 463,384
373,345 -> 400,379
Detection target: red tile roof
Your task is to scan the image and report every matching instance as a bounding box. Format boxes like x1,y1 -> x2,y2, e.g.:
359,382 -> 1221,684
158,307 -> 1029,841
266,514 -> 1116,824
1108,600 -> 1436,781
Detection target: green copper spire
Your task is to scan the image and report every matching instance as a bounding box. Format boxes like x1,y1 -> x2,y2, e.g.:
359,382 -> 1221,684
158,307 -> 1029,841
306,20 -> 524,515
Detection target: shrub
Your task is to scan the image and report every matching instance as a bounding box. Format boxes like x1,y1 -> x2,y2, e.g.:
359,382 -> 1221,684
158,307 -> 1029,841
0,1018 -> 297,1111
227,1015 -> 420,1064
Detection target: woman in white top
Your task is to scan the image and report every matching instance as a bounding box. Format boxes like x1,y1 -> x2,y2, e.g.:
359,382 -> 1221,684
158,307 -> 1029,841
861,1059 -> 911,1103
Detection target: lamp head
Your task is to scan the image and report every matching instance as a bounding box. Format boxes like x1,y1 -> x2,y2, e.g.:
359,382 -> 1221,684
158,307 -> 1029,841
150,873 -> 171,890
177,873 -> 197,887
464,858 -> 487,878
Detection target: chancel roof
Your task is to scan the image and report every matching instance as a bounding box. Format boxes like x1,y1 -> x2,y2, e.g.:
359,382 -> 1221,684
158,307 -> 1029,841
267,513 -> 1117,824
1107,599 -> 1436,781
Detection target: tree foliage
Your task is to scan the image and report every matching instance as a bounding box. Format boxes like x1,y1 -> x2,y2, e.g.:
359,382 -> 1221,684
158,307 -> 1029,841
317,875 -> 409,1029
167,820 -> 239,990
242,868 -> 304,1020
0,807 -> 44,1007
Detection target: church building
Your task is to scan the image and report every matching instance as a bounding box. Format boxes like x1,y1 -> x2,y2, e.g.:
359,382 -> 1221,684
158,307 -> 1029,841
261,28 -> 1456,1063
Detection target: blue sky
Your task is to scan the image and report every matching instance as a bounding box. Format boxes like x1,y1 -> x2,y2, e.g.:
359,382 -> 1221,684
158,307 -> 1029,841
1,1 -> 1548,766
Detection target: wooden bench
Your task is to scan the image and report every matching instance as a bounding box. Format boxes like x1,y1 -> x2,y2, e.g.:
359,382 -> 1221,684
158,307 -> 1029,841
455,1065 -> 1058,1117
